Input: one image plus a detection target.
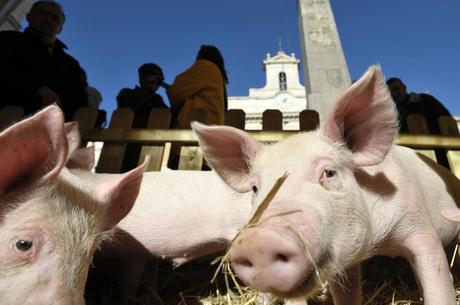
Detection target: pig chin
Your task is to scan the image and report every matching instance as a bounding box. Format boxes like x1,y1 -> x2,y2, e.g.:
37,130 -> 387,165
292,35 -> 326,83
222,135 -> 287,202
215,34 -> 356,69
271,276 -> 320,300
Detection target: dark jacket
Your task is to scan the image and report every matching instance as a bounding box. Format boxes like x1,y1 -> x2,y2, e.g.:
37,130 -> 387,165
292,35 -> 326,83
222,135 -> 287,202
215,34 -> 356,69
396,93 -> 452,134
0,28 -> 87,121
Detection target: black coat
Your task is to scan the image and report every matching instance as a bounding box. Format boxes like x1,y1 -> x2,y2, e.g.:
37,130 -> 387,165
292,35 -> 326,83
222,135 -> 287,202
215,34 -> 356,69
0,28 -> 87,121
396,93 -> 452,134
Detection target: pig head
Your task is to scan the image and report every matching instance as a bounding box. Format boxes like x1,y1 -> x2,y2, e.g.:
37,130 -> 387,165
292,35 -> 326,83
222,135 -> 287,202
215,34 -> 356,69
0,106 -> 147,305
193,66 -> 460,305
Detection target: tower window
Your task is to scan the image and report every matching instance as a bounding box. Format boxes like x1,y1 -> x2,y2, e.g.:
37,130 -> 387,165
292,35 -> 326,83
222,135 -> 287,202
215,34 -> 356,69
279,72 -> 287,91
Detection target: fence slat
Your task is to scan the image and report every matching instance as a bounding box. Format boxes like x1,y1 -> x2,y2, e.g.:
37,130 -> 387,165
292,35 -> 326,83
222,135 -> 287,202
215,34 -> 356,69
73,107 -> 100,148
189,109 -> 208,125
407,114 -> 429,134
406,114 -> 437,162
73,107 -> 99,131
262,109 -> 283,131
175,109 -> 207,170
139,108 -> 171,171
439,116 -> 460,136
438,115 -> 460,178
95,108 -> 134,173
299,109 -> 319,131
0,106 -> 24,130
225,109 -> 246,129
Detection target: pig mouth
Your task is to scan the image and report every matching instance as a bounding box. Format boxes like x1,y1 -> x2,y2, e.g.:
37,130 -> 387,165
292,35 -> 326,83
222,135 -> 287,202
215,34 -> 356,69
269,267 -> 321,300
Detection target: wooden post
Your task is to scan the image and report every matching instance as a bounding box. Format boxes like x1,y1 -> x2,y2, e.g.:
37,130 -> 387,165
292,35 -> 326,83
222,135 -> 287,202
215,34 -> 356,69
177,109 -> 207,170
225,109 -> 246,129
0,106 -> 24,130
439,115 -> 460,178
139,108 -> 171,171
95,108 -> 134,173
406,114 -> 437,162
262,109 -> 283,131
299,109 -> 319,131
73,107 -> 99,148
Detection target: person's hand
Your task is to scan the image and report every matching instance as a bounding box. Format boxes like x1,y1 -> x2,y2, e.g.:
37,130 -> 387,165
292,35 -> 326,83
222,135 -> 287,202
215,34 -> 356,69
38,86 -> 62,106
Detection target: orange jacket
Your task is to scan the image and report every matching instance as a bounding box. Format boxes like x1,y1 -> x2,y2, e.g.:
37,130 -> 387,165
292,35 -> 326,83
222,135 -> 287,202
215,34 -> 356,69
167,59 -> 225,128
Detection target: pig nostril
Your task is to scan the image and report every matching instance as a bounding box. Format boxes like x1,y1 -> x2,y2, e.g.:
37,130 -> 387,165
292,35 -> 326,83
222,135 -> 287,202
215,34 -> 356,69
276,253 -> 289,263
241,259 -> 253,268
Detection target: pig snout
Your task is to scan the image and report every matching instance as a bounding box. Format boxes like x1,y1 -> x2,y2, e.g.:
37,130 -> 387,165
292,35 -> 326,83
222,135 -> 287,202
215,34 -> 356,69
229,227 -> 311,295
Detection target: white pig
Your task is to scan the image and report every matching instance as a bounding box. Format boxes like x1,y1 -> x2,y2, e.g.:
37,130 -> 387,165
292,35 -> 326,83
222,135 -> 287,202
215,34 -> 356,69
63,124 -> 252,266
61,126 -> 253,295
0,106 -> 147,305
72,159 -> 252,295
192,66 -> 460,305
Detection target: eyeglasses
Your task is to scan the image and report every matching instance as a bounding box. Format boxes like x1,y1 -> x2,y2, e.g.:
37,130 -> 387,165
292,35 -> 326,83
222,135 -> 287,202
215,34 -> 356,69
33,8 -> 64,25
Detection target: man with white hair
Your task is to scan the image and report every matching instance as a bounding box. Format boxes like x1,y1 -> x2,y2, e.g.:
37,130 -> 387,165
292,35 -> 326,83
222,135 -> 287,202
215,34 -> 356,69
0,1 -> 88,121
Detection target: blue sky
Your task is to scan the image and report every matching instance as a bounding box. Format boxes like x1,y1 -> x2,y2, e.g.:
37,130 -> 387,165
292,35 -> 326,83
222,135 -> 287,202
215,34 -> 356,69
52,0 -> 460,117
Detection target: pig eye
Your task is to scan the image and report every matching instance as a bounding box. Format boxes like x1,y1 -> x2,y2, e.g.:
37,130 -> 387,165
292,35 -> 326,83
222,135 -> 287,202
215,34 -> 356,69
323,169 -> 336,178
251,185 -> 258,193
15,239 -> 33,252
320,168 -> 341,190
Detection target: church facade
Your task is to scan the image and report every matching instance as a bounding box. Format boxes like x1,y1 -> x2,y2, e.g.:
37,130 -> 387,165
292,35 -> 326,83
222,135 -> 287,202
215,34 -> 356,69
228,50 -> 307,130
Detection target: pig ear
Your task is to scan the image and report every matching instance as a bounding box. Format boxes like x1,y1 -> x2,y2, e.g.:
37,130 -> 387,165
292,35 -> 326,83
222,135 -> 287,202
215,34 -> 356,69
192,122 -> 262,192
440,207 -> 460,223
97,156 -> 149,229
64,121 -> 95,170
64,122 -> 81,156
0,105 -> 68,194
322,65 -> 398,166
66,146 -> 95,170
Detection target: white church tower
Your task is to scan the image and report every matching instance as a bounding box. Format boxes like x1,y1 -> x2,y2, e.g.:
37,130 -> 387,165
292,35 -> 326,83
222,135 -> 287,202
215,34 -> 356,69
228,49 -> 307,130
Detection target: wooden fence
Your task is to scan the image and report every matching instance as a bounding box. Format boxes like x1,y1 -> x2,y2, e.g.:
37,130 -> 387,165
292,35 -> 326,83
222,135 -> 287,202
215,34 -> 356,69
1,106 -> 460,177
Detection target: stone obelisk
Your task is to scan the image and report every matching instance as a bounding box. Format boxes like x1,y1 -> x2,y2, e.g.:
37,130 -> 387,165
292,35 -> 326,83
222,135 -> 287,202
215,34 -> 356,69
298,0 -> 351,122
0,0 -> 33,31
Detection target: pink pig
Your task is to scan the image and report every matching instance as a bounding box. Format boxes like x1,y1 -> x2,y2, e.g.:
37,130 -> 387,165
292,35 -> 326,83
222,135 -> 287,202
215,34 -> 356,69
192,66 -> 460,305
70,151 -> 253,296
61,125 -> 253,296
0,106 -> 146,305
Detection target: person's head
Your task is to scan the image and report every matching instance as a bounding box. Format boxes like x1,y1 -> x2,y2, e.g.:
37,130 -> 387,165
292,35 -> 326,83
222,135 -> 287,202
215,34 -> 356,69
196,45 -> 228,84
26,1 -> 65,41
138,63 -> 164,92
386,77 -> 408,105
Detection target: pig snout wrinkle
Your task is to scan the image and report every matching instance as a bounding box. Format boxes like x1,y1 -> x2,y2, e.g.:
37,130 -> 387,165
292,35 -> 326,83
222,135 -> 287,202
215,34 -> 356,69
229,228 -> 309,293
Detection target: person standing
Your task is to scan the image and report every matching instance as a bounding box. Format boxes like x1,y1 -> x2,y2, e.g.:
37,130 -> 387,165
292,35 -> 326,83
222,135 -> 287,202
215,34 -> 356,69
116,62 -> 168,171
386,77 -> 452,134
0,1 -> 88,121
167,45 -> 228,128
387,77 -> 454,169
117,63 -> 168,128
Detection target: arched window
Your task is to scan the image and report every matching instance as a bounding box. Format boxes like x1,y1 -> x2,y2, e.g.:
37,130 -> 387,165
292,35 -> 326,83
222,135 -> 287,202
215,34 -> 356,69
279,72 -> 287,91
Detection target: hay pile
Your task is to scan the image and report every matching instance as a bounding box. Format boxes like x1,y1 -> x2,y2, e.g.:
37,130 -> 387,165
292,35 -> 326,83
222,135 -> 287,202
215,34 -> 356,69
85,253 -> 460,304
